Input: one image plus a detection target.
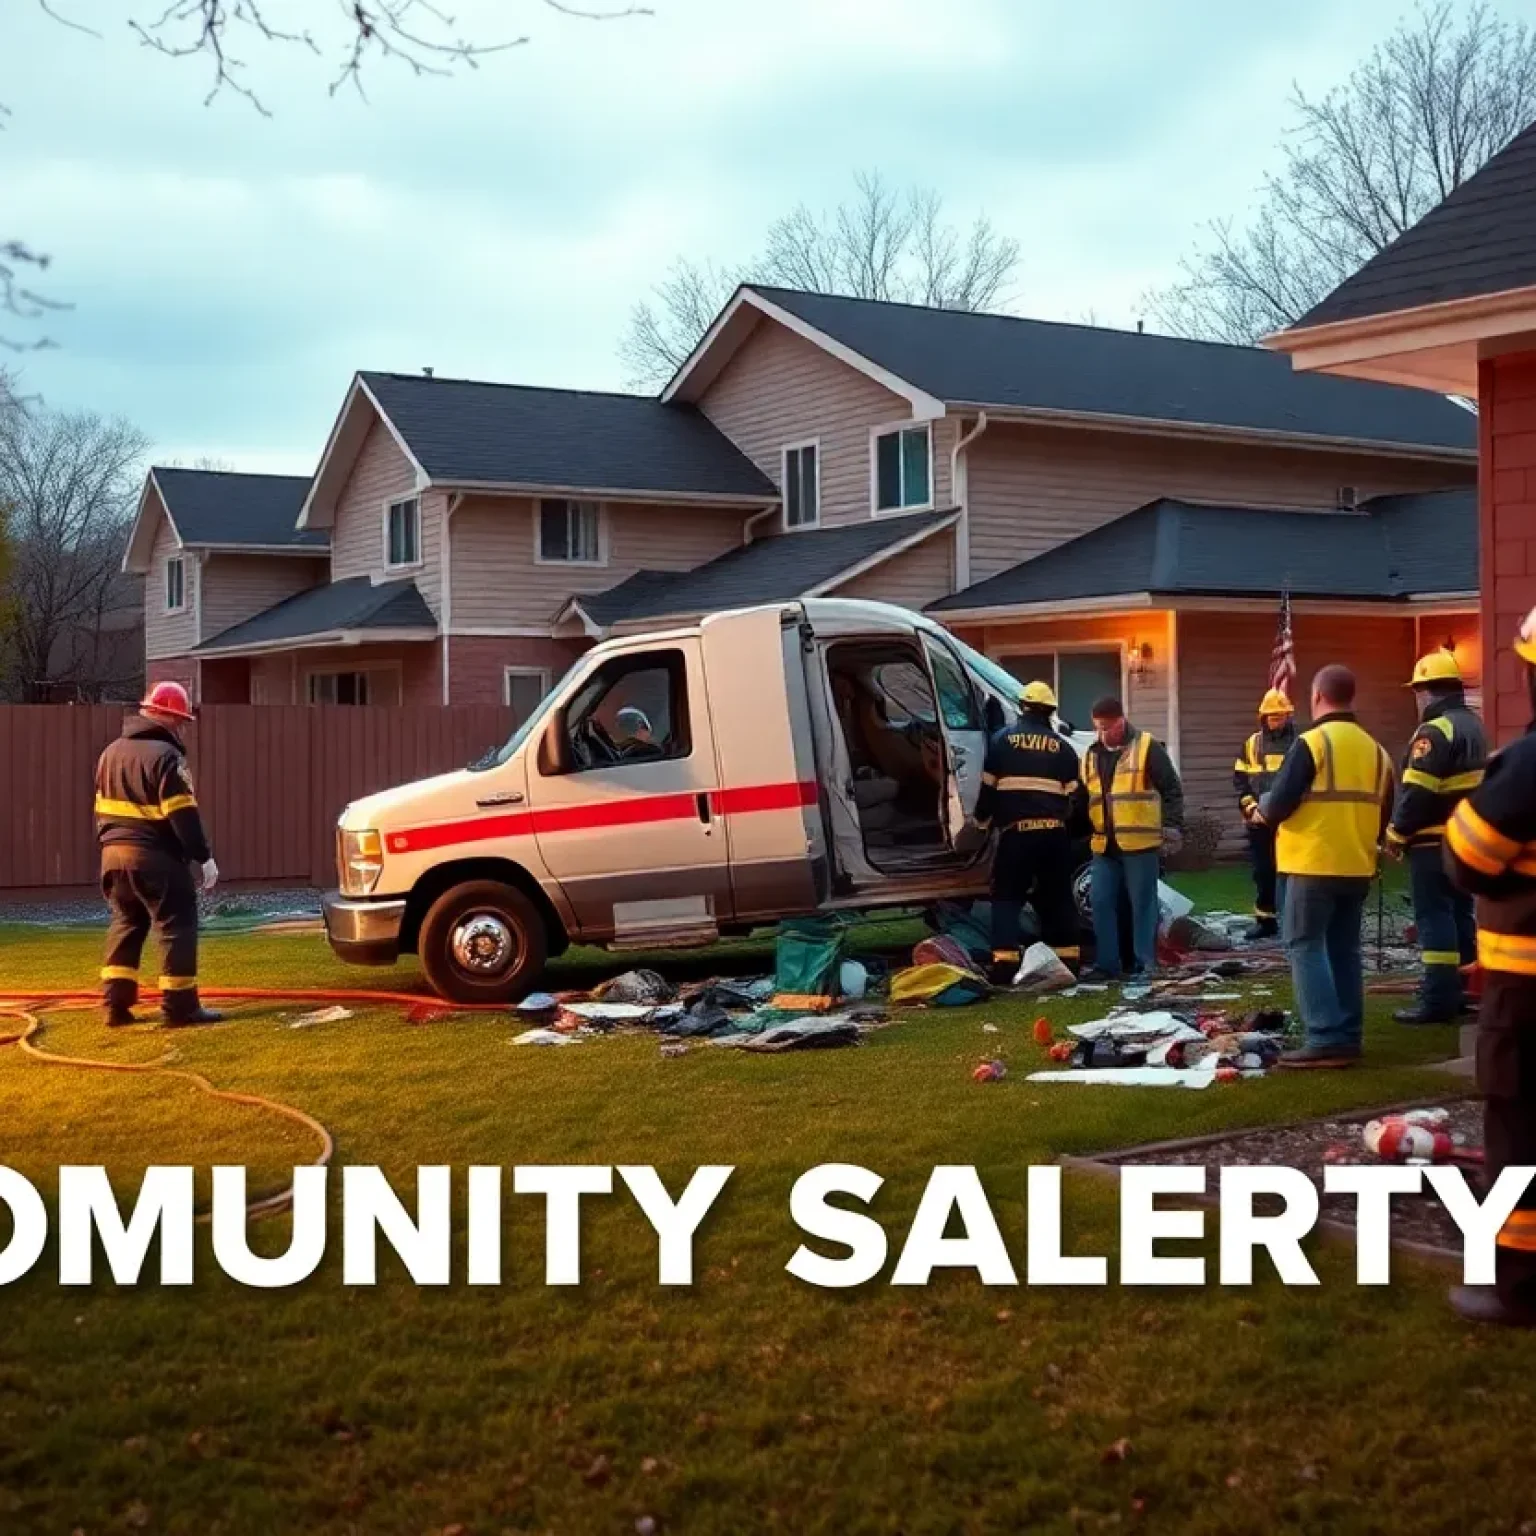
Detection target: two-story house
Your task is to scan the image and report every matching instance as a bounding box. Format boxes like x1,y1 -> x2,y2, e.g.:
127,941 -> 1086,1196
129,283 -> 1479,833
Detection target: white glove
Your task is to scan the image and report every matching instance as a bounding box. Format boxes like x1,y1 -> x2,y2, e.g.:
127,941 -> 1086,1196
198,858 -> 219,894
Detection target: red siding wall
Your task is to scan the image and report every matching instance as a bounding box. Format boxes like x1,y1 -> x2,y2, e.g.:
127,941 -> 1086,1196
1481,353 -> 1536,743
446,636 -> 589,706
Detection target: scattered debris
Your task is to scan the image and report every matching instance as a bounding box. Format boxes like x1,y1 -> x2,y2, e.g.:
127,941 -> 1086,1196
595,969 -> 675,1005
733,1017 -> 862,1052
513,1028 -> 585,1047
659,1041 -> 690,1059
287,1005 -> 352,1028
1012,943 -> 1075,992
890,962 -> 989,1008
983,1022 -> 1001,1034
518,992 -> 559,1014
839,959 -> 869,1000
1032,1016 -> 1053,1045
972,1059 -> 1007,1083
1362,1108 -> 1458,1164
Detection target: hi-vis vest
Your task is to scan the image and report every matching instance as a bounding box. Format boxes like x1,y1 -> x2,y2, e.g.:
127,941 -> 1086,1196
1083,730 -> 1162,855
1276,718 -> 1392,878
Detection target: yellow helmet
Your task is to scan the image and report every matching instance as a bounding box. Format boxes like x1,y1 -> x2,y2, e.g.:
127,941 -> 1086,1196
1020,679 -> 1058,709
1405,650 -> 1461,688
1517,607 -> 1536,666
1257,688 -> 1294,717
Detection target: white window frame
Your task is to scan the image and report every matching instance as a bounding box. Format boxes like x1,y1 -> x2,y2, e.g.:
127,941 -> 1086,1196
381,495 -> 423,572
781,438 -> 822,531
304,662 -> 404,706
869,420 -> 935,517
164,555 -> 187,614
533,499 -> 608,567
503,665 -> 552,712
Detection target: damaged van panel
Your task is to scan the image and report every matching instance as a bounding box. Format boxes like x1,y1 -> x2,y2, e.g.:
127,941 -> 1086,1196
323,599 -> 1089,1004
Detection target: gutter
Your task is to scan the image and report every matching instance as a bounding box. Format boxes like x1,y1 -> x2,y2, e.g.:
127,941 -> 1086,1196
742,502 -> 780,545
949,412 -> 988,589
192,626 -> 438,660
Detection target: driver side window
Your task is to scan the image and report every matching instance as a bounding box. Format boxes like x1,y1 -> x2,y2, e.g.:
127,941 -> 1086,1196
563,650 -> 690,772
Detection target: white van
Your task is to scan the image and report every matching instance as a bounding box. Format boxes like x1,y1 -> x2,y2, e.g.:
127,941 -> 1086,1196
323,599 -> 1091,1002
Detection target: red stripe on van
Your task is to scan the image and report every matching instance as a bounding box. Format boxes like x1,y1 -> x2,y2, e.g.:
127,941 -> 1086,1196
384,779 -> 817,856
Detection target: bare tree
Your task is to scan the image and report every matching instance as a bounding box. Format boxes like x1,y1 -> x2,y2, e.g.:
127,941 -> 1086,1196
6,0 -> 651,352
1146,1 -> 1536,344
0,404 -> 149,702
621,171 -> 1022,388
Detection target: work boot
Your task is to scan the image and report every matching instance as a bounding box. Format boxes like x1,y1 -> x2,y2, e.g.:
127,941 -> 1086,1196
1393,1003 -> 1457,1026
1246,917 -> 1280,941
1277,1044 -> 1361,1070
103,1007 -> 137,1029
161,990 -> 225,1027
1449,1286 -> 1536,1327
988,952 -> 1021,987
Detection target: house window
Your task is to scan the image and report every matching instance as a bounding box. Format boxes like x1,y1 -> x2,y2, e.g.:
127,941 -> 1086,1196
385,496 -> 421,568
1336,485 -> 1359,511
538,499 -> 604,564
307,667 -> 402,706
504,667 -> 551,725
999,648 -> 1122,732
873,424 -> 932,513
164,557 -> 186,613
783,442 -> 819,529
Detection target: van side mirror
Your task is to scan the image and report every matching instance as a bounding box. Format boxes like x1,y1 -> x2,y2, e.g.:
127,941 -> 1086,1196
538,716 -> 571,776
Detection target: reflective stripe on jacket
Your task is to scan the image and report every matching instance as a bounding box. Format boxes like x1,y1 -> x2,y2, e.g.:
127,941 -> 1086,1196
1388,697 -> 1486,849
94,715 -> 212,864
1444,729 -> 1536,976
1274,718 -> 1392,878
1232,723 -> 1296,816
1083,729 -> 1162,855
974,717 -> 1082,833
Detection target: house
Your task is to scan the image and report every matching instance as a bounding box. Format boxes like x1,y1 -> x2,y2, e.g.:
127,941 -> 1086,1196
131,283 -> 1480,830
1264,116 -> 1536,745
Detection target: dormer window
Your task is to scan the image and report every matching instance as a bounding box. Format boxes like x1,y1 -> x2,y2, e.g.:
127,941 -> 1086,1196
164,556 -> 186,613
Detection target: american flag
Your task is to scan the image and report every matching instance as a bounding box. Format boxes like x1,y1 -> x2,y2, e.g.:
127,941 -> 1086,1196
1268,588 -> 1296,701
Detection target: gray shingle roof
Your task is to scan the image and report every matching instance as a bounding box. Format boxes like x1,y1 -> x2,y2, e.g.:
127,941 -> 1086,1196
747,286 -> 1476,454
195,576 -> 435,653
153,467 -> 328,550
1293,121 -> 1536,329
575,511 -> 956,625
928,489 -> 1476,612
361,372 -> 776,500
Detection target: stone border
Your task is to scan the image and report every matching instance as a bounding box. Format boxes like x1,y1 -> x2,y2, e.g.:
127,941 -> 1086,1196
1059,1094 -> 1479,1271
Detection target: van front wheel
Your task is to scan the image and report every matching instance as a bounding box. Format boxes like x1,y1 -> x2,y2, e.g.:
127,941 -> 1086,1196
418,880 -> 548,1004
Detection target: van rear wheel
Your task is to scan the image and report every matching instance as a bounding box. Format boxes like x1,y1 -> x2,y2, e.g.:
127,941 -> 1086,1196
419,880 -> 547,1005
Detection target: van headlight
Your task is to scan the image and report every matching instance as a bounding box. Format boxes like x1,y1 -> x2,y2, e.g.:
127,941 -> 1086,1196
338,828 -> 384,895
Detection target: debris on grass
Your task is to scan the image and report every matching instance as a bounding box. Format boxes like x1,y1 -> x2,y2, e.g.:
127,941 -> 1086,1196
972,1059 -> 1007,1082
513,1028 -> 586,1047
287,1005 -> 352,1028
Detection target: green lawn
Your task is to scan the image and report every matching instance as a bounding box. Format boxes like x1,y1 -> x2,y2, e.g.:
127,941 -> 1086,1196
1,878 -> 1530,1536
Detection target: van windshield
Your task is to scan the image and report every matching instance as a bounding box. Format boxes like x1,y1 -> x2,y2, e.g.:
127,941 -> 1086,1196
950,638 -> 1026,704
471,662 -> 580,772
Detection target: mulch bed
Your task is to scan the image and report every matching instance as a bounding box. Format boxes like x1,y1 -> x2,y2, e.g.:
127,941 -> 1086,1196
1069,1098 -> 1483,1260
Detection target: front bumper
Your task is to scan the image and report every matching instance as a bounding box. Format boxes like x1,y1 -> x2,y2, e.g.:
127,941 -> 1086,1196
322,891 -> 407,967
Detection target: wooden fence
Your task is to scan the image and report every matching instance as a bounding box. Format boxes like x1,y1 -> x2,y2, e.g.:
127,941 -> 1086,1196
0,705 -> 516,890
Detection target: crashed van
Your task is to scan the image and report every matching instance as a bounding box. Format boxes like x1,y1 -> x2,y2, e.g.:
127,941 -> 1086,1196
324,599 -> 1089,1002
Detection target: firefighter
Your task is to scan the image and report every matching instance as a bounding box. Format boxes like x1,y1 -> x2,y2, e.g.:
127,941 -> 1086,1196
1232,688 -> 1297,939
1387,650 -> 1486,1025
973,680 -> 1084,983
1082,697 -> 1183,979
1261,665 -> 1394,1069
1443,608 -> 1536,1325
95,680 -> 223,1027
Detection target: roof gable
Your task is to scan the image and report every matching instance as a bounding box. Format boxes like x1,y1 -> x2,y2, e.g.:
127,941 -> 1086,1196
929,489 -> 1477,613
1290,120 -> 1536,330
124,467 -> 327,573
744,287 -> 1475,455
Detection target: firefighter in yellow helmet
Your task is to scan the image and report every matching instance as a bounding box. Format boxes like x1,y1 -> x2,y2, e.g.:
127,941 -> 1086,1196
1232,688 -> 1297,939
1386,649 -> 1485,1025
1443,610 -> 1536,1324
972,678 -> 1085,982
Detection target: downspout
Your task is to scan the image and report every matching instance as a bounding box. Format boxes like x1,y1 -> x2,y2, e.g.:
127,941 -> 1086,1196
950,412 -> 988,591
440,493 -> 462,705
742,501 -> 779,545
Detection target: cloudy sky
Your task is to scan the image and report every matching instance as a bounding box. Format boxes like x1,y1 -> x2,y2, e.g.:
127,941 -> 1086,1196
5,0 -> 1437,470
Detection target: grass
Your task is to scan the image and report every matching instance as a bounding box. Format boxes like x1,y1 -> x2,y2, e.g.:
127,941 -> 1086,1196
1,871 -> 1530,1535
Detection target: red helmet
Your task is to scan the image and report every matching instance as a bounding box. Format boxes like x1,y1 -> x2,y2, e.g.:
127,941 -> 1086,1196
140,680 -> 195,721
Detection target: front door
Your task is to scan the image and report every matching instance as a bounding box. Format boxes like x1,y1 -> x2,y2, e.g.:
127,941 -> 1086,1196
529,639 -> 729,945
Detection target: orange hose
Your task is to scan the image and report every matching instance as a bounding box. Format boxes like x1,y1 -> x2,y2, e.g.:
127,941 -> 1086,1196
0,986 -> 508,1009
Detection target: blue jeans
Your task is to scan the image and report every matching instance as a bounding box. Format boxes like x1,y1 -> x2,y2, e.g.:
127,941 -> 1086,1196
1090,850 -> 1160,976
1284,875 -> 1371,1052
1408,842 -> 1476,1015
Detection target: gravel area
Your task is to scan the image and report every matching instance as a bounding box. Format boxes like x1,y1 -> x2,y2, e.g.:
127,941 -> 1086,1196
1109,1100 -> 1483,1254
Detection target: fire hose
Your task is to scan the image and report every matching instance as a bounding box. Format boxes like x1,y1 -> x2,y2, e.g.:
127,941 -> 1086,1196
0,987 -> 505,1221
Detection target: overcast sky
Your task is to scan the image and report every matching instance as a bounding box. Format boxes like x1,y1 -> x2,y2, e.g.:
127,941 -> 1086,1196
4,0 -> 1445,471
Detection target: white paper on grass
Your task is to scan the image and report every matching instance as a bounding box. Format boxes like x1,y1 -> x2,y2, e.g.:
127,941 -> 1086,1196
1026,1060 -> 1219,1089
1068,1011 -> 1204,1043
513,1029 -> 584,1046
1157,881 -> 1194,924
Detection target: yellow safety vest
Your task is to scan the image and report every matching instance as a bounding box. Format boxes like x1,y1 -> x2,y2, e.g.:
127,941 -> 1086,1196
1083,729 -> 1162,855
1275,719 -> 1392,878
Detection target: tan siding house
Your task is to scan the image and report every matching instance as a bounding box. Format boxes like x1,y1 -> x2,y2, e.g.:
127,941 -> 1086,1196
200,553 -> 324,641
833,528 -> 956,610
144,515 -> 199,661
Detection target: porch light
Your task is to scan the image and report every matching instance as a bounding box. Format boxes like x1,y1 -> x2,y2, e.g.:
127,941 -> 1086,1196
1127,641 -> 1153,678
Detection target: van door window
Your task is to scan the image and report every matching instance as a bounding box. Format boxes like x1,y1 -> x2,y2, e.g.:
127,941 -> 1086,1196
563,651 -> 690,772
923,639 -> 983,731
